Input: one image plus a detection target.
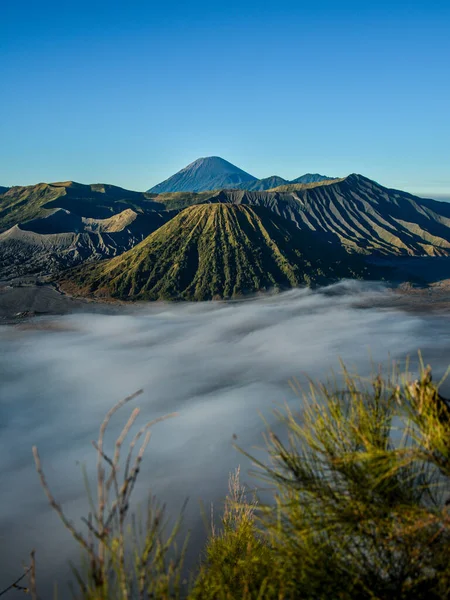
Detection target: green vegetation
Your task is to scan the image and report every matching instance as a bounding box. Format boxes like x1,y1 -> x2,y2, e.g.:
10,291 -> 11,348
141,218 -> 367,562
0,182 -> 163,232
11,357 -> 450,598
0,183 -> 66,232
192,360 -> 450,599
61,203 -> 378,301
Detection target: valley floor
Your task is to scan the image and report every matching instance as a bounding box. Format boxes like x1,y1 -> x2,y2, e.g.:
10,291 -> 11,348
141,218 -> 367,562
0,280 -> 121,324
2,276 -> 450,325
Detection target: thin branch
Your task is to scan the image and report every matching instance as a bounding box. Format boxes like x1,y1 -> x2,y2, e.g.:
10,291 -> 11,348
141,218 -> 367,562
106,407 -> 141,493
97,390 -> 143,547
29,550 -> 37,600
32,446 -> 91,554
0,566 -> 31,597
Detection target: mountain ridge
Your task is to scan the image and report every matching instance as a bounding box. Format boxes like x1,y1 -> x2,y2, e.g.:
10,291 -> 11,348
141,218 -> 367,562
61,203 -> 379,301
4,172 -> 450,291
147,157 -> 335,193
291,173 -> 338,185
147,174 -> 450,257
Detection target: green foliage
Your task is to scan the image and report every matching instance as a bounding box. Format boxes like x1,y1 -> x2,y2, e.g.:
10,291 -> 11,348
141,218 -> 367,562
187,359 -> 450,599
234,360 -> 450,599
189,468 -> 274,600
0,183 -> 65,231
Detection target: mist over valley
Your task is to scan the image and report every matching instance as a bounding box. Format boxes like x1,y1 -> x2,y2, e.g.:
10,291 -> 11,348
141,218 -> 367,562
1,282 -> 450,595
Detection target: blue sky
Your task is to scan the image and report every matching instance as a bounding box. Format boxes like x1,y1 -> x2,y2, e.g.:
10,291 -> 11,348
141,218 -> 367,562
1,0 -> 449,196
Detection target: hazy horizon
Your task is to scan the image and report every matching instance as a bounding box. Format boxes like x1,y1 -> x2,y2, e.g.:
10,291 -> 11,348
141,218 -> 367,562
1,159 -> 450,203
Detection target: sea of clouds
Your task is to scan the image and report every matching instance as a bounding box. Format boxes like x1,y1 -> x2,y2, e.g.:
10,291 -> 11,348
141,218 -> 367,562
1,280 -> 450,596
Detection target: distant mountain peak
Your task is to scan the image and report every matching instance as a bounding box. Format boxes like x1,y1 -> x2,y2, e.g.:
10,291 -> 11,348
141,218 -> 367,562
186,155 -> 227,164
344,173 -> 380,186
148,159 -> 337,193
180,156 -> 230,170
50,181 -> 76,187
148,156 -> 257,194
290,173 -> 338,185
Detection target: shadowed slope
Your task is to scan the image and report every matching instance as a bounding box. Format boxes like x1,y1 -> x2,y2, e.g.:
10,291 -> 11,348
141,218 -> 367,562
61,204 -> 378,301
288,174 -> 450,256
235,176 -> 289,191
0,181 -> 162,232
18,207 -> 169,235
158,176 -> 450,257
0,208 -> 172,279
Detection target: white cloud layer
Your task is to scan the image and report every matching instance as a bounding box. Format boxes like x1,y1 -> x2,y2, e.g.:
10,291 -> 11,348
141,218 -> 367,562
1,281 -> 450,595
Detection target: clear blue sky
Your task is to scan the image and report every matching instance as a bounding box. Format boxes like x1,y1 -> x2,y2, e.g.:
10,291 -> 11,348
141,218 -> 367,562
1,0 -> 449,196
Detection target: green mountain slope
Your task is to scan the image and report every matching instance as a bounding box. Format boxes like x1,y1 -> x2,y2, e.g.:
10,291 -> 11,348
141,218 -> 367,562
0,181 -> 162,232
61,204 -> 379,301
0,183 -> 67,232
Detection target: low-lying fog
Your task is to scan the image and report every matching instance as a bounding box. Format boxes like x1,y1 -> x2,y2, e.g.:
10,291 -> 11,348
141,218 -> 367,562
1,281 -> 450,596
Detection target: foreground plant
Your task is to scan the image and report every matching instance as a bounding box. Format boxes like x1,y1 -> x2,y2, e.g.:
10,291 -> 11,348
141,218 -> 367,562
6,356 -> 450,599
189,466 -> 274,600
32,390 -> 186,600
233,359 -> 450,599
